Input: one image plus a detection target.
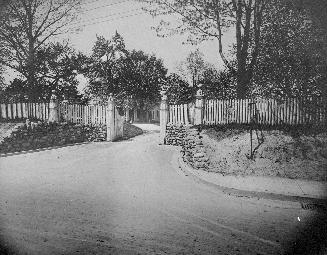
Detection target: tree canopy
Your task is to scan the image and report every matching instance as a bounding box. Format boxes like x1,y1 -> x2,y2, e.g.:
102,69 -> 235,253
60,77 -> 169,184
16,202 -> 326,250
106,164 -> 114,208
200,67 -> 236,99
162,73 -> 194,104
0,0 -> 81,99
140,0 -> 327,99
252,0 -> 327,99
84,32 -> 167,109
175,49 -> 212,88
139,0 -> 267,98
0,42 -> 83,102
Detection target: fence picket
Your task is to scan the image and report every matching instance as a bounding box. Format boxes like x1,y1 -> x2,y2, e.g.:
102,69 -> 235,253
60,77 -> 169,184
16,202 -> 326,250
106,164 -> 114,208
167,97 -> 326,126
287,98 -> 292,124
213,100 -> 215,124
12,104 -> 16,119
208,100 -> 211,124
1,104 -> 5,119
8,104 -> 12,119
1,98 -> 326,127
177,104 -> 181,123
45,103 -> 48,120
214,100 -> 217,124
174,105 -> 177,124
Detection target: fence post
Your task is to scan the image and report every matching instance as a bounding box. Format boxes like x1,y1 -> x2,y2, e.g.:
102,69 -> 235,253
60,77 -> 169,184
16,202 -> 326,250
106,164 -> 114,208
48,92 -> 59,122
125,106 -> 130,122
106,94 -> 115,142
194,87 -> 204,125
160,92 -> 168,144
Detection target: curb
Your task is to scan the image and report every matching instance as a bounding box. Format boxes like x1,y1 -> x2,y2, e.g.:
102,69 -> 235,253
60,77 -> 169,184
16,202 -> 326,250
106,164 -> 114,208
0,141 -> 93,158
178,155 -> 327,204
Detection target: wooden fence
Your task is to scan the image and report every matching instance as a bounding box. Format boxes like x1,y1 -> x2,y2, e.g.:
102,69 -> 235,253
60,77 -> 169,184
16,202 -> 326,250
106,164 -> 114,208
60,102 -> 124,141
168,98 -> 327,126
0,101 -> 125,141
168,104 -> 190,125
203,98 -> 327,125
60,103 -> 107,125
0,102 -> 50,121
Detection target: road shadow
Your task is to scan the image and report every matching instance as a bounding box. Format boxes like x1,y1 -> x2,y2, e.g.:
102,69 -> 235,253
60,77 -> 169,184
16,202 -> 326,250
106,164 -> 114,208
283,199 -> 327,255
0,229 -> 19,255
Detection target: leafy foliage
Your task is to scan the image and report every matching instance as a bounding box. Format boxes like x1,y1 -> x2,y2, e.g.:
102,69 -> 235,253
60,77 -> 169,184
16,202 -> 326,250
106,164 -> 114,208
0,78 -> 27,102
33,42 -> 83,101
253,0 -> 327,99
175,49 -> 213,87
0,42 -> 82,102
84,32 -> 167,109
139,0 -> 267,98
200,67 -> 236,99
117,50 -> 167,109
0,0 -> 81,96
163,73 -> 195,104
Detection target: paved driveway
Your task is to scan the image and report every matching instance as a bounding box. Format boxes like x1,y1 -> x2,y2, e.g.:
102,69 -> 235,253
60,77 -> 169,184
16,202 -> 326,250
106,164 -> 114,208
0,124 -> 324,254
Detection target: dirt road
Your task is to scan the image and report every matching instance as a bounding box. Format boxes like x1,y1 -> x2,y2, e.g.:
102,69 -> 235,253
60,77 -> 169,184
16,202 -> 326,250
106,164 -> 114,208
0,124 -> 325,254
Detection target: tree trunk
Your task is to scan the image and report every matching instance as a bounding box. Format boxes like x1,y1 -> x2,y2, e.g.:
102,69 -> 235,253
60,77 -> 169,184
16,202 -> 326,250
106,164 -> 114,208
26,0 -> 37,101
236,69 -> 251,98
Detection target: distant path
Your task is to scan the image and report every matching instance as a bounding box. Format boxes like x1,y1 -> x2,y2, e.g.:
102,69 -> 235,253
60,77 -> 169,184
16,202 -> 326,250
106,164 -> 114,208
0,124 -> 320,254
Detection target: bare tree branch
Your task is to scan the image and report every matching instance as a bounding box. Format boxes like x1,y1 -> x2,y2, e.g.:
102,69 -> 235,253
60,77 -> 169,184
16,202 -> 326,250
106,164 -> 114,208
0,0 -> 81,88
159,1 -> 218,37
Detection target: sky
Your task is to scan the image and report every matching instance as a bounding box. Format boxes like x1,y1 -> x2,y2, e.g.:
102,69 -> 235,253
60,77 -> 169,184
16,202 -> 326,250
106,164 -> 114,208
3,0 -> 235,91
67,0 -> 234,72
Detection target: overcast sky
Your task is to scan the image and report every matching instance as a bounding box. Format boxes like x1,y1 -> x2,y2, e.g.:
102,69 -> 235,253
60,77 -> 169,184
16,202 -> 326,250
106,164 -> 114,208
69,0 -> 234,72
4,0 -> 235,90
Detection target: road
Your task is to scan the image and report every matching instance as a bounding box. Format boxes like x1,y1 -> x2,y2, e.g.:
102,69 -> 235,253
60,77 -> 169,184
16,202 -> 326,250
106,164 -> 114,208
0,124 -> 325,255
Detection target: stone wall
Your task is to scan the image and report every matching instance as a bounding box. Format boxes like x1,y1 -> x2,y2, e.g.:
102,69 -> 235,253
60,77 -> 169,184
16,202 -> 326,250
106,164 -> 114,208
0,121 -> 107,154
165,124 -> 209,170
86,124 -> 107,142
181,128 -> 209,170
165,124 -> 187,146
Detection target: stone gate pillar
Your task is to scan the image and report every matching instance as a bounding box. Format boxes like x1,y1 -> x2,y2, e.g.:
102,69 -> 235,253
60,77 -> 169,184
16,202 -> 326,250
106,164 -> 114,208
125,107 -> 130,122
133,108 -> 137,122
194,87 -> 204,125
48,92 -> 59,123
106,94 -> 115,142
160,92 -> 169,144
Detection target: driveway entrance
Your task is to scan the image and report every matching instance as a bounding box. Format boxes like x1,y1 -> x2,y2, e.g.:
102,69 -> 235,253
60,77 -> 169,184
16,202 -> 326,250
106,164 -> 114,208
0,125 -> 313,254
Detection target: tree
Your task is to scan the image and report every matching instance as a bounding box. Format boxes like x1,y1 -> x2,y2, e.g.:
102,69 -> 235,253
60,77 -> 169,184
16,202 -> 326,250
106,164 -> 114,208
84,32 -> 129,103
0,42 -> 83,102
0,78 -> 27,102
176,49 -> 211,87
139,0 -> 267,98
84,32 -> 167,109
0,0 -> 81,99
253,0 -> 327,99
33,42 -> 83,101
0,0 -> 9,84
163,73 -> 194,104
92,31 -> 128,61
118,50 -> 167,109
201,67 -> 236,99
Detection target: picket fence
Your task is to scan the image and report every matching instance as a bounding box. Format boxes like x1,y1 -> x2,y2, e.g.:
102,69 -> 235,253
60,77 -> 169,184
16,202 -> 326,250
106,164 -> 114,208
60,103 -> 107,125
0,102 -> 125,141
0,102 -> 50,121
168,104 -> 189,124
168,98 -> 327,126
60,103 -> 124,140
